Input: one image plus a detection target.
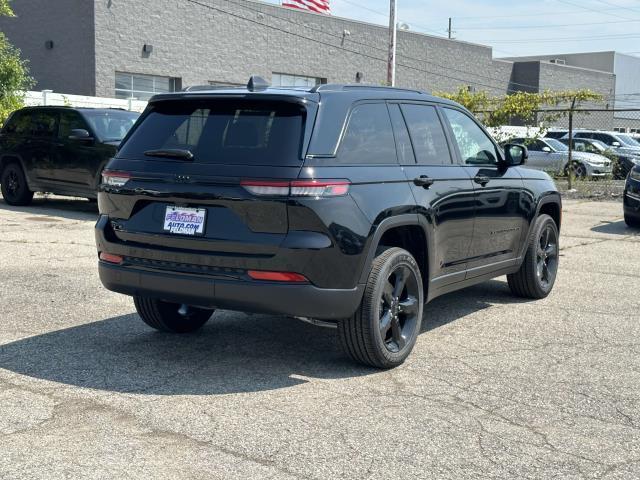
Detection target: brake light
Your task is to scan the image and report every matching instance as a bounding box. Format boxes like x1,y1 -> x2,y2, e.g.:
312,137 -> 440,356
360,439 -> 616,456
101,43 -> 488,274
102,170 -> 131,187
248,270 -> 309,283
99,252 -> 124,265
241,179 -> 350,197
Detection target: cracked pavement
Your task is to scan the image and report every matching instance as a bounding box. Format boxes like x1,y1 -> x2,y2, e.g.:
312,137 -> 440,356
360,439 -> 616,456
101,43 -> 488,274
0,194 -> 639,479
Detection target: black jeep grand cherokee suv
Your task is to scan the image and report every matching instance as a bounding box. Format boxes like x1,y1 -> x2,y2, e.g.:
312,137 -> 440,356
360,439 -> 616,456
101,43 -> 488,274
96,79 -> 561,368
0,106 -> 139,205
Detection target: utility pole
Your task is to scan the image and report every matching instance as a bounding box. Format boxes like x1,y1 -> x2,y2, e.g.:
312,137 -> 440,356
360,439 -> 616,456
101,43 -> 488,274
447,17 -> 454,39
387,0 -> 397,87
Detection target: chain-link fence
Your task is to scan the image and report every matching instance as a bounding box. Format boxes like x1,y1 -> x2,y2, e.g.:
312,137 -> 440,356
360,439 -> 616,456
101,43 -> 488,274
477,108 -> 640,199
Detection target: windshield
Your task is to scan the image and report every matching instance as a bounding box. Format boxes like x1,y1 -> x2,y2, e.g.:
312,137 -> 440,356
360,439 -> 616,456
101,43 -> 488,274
617,134 -> 640,147
81,110 -> 139,142
118,100 -> 306,166
589,139 -> 608,151
545,138 -> 568,151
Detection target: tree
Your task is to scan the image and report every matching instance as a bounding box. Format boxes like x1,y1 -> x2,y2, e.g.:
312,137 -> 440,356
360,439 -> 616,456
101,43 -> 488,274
436,87 -> 604,188
435,87 -> 603,129
0,0 -> 34,125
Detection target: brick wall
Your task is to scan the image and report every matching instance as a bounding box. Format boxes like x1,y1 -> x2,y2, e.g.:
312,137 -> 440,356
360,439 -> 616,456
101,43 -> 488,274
0,0 -> 95,95
92,0 -> 515,98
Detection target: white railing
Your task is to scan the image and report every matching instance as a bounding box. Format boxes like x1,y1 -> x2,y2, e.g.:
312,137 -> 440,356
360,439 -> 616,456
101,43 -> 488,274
23,90 -> 148,112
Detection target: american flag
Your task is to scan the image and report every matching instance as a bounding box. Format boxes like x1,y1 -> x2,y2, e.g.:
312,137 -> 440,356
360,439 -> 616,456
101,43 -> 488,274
282,0 -> 331,15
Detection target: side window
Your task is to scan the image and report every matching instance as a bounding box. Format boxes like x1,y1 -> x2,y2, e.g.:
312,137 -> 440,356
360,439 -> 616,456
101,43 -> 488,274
442,108 -> 499,166
400,104 -> 451,165
591,133 -> 611,145
3,112 -> 31,135
525,140 -> 543,151
31,112 -> 58,138
388,104 -> 415,164
338,103 -> 397,164
59,111 -> 90,139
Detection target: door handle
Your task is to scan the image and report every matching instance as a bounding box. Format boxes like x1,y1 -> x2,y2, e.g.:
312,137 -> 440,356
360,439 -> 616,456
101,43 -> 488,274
413,175 -> 435,189
474,175 -> 490,186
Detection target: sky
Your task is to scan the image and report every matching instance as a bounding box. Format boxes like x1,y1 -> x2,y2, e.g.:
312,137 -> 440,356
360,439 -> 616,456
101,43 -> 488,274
265,0 -> 640,58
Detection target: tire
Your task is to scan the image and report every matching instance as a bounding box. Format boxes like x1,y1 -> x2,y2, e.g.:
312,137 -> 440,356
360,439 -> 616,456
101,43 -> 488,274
338,247 -> 424,369
625,213 -> 640,228
566,162 -> 587,179
1,162 -> 34,206
508,214 -> 559,299
134,296 -> 214,333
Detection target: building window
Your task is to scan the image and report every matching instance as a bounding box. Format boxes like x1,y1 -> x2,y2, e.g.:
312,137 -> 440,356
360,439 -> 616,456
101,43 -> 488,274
208,81 -> 244,87
272,73 -> 326,88
115,72 -> 181,100
613,127 -> 627,133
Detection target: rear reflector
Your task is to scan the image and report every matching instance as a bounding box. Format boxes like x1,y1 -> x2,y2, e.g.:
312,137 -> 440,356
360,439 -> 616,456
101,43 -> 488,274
102,170 -> 131,187
99,252 -> 124,265
241,179 -> 350,197
248,270 -> 309,283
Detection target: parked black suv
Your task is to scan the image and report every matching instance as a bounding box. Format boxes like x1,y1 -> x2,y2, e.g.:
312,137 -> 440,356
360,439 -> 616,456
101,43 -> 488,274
95,79 -> 562,368
0,106 -> 139,205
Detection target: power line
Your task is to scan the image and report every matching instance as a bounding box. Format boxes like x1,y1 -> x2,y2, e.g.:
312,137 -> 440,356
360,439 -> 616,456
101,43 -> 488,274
455,18 -> 640,31
486,32 -> 640,44
554,0 -> 630,21
333,0 -> 448,37
591,0 -> 640,16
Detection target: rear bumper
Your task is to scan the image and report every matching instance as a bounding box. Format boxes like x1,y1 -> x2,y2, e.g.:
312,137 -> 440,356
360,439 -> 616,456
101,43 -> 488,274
99,262 -> 363,320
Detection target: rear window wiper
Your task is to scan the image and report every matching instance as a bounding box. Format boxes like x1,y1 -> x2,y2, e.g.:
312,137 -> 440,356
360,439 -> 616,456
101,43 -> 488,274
144,149 -> 194,161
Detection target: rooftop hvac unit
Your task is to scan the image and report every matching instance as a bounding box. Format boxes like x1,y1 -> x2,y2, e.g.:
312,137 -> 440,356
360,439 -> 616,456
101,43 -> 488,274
549,59 -> 566,65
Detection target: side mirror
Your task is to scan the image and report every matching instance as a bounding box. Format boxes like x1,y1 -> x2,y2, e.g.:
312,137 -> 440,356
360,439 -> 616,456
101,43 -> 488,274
69,129 -> 93,141
542,146 -> 552,153
504,144 -> 527,166
612,141 -> 621,148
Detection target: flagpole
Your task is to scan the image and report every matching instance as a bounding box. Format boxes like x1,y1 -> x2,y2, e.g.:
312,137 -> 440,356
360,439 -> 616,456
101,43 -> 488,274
387,0 -> 397,87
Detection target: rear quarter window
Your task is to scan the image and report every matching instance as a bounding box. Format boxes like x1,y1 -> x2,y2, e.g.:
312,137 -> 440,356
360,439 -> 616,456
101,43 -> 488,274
336,103 -> 397,164
118,100 -> 306,166
3,111 -> 32,135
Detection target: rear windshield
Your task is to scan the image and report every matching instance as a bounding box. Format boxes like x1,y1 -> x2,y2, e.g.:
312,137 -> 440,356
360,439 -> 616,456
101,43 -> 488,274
118,100 -> 306,166
81,110 -> 140,142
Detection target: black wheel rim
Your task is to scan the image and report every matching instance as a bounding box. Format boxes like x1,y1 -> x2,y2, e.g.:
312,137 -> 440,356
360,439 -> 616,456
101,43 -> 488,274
5,170 -> 20,197
379,265 -> 420,353
537,225 -> 559,290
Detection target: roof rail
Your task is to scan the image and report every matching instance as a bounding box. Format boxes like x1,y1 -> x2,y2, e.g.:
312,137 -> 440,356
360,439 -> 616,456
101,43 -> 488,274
310,83 -> 427,95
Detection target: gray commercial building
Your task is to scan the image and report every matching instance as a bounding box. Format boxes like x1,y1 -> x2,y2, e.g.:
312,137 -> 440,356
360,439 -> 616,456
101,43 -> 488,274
503,51 -> 640,132
1,0 -> 618,127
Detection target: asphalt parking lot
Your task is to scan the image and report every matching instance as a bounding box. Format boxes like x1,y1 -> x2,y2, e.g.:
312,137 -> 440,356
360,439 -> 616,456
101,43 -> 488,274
0,194 -> 638,479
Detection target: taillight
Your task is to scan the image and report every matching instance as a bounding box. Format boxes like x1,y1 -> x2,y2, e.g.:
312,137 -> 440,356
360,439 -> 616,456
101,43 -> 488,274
290,180 -> 350,197
240,180 -> 290,196
99,252 -> 124,265
102,170 -> 131,187
248,270 -> 309,283
241,179 -> 350,197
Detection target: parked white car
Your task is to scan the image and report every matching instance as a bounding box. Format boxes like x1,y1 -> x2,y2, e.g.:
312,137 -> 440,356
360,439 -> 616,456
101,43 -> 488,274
507,137 -> 612,178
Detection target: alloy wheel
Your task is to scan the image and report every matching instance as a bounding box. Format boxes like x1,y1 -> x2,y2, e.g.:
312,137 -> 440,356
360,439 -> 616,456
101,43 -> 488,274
379,264 -> 420,353
536,224 -> 559,290
5,170 -> 20,197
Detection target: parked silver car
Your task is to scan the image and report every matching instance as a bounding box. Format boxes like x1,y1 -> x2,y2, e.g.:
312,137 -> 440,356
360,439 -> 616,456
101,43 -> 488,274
508,137 -> 612,178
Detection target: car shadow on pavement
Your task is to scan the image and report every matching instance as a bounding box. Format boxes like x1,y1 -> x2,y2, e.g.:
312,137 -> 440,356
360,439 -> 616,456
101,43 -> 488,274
0,196 -> 98,222
591,220 -> 639,236
0,280 -> 527,396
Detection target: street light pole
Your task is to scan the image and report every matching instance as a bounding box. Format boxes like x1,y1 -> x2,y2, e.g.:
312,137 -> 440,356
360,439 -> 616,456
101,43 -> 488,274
387,0 -> 397,86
